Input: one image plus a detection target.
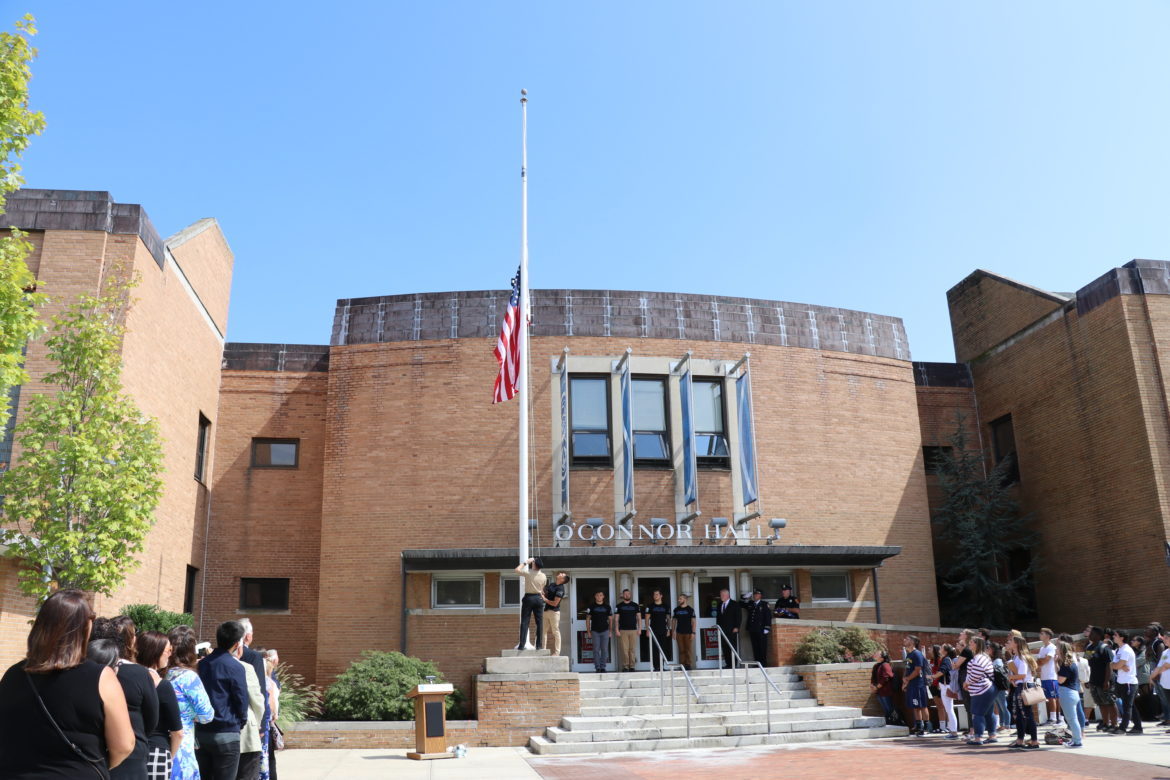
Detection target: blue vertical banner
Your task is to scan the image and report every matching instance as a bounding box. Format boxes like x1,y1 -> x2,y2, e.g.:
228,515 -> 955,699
620,358 -> 634,507
680,368 -> 698,506
560,367 -> 570,512
736,367 -> 759,506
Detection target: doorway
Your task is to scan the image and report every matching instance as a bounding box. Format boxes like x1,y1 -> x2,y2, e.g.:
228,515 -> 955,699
694,571 -> 735,668
634,573 -> 675,671
570,573 -> 615,672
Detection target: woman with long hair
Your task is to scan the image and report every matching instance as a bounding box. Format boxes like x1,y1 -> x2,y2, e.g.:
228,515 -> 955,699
1055,641 -> 1084,747
92,616 -> 159,778
165,626 -> 214,780
934,644 -> 959,737
869,649 -> 897,724
962,636 -> 998,744
137,631 -> 183,780
1008,633 -> 1040,749
989,641 -> 1012,732
0,589 -> 135,777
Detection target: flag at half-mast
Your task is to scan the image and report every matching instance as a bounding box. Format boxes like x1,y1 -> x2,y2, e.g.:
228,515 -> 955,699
492,265 -> 523,403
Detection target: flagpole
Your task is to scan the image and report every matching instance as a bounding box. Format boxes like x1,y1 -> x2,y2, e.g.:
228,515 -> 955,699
518,88 -> 530,566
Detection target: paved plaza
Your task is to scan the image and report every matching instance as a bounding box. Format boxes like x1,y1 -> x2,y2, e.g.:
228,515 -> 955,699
277,730 -> 1170,779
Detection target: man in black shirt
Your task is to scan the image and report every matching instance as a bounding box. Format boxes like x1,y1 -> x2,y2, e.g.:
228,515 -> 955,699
540,572 -> 568,656
1145,623 -> 1169,725
745,589 -> 773,665
615,589 -> 643,672
773,585 -> 800,619
644,589 -> 672,671
715,588 -> 741,668
585,592 -> 614,673
672,595 -> 697,670
1086,626 -> 1118,731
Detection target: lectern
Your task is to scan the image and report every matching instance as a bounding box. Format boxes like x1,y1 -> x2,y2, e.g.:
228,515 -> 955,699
406,682 -> 455,760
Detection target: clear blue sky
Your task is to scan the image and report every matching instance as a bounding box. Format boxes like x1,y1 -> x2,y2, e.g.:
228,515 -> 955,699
13,2 -> 1170,361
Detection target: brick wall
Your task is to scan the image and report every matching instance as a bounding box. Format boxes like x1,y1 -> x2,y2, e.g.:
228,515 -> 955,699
795,662 -> 883,715
947,271 -> 1066,363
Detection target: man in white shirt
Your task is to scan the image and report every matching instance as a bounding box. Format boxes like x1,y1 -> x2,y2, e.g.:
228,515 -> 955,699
1036,628 -> 1061,725
1111,628 -> 1142,734
1151,628 -> 1170,734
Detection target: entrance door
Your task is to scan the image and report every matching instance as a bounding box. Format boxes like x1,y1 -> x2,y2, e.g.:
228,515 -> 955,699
634,574 -> 675,671
570,574 -> 615,672
694,571 -> 735,669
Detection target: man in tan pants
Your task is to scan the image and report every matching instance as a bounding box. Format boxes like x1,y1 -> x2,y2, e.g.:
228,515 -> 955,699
615,589 -> 643,672
539,572 -> 569,655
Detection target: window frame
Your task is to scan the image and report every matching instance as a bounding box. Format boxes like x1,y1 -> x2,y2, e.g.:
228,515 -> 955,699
632,375 -> 671,468
194,413 -> 211,483
238,577 -> 290,612
692,377 -> 730,469
500,575 -> 522,608
809,572 -> 852,603
431,575 -> 485,609
989,414 -> 1020,485
921,445 -> 953,476
569,374 -> 613,467
750,572 -> 797,602
251,437 -> 301,469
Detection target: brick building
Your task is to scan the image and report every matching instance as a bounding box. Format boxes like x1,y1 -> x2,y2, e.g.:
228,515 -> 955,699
0,189 -> 231,666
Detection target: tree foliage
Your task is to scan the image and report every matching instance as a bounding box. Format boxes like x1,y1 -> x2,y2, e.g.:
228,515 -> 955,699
932,414 -> 1037,628
0,276 -> 164,602
794,627 -> 882,665
0,15 -> 47,433
323,651 -> 464,721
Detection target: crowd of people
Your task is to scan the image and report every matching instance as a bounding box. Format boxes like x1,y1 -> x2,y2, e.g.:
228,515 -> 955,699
868,623 -> 1170,749
0,589 -> 284,780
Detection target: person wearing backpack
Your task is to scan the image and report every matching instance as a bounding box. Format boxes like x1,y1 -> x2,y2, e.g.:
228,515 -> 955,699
989,642 -> 1012,732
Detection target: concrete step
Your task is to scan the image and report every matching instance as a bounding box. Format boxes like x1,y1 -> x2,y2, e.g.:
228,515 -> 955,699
579,690 -> 813,708
578,698 -> 818,717
583,667 -> 801,683
579,672 -> 801,688
561,705 -> 863,732
579,678 -> 803,692
484,655 -> 570,674
528,725 -> 910,754
545,715 -> 883,744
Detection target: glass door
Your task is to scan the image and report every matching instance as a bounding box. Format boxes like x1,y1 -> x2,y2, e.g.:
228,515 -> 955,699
634,573 -> 675,671
695,571 -> 734,669
570,573 -> 615,672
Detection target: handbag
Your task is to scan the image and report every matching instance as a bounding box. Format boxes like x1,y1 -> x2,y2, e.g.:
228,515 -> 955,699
1020,683 -> 1046,707
271,722 -> 286,751
945,687 -> 959,699
25,673 -> 107,778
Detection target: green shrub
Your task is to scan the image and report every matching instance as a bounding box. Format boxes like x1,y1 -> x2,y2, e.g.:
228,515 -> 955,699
119,604 -> 194,635
274,663 -> 323,731
794,627 -> 882,665
323,651 -> 465,721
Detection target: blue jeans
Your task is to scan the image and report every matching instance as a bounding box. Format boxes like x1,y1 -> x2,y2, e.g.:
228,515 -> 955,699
1156,680 -> 1170,720
994,688 -> 1012,727
970,688 -> 997,739
592,630 -> 610,671
877,695 -> 895,719
1118,682 -> 1142,730
1057,686 -> 1083,744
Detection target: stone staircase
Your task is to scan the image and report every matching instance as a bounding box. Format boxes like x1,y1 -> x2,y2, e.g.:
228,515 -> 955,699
528,666 -> 907,754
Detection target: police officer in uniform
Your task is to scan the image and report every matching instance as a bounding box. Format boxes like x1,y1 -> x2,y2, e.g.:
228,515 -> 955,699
615,589 -> 643,672
644,589 -> 672,671
745,588 -> 773,664
774,584 -> 801,619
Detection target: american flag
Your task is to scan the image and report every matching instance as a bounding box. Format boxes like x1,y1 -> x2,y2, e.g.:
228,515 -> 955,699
492,266 -> 524,403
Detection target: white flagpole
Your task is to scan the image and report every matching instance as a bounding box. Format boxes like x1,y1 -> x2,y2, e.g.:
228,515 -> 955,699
518,89 -> 530,565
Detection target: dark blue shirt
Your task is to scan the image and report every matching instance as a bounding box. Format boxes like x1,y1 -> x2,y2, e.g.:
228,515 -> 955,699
906,649 -> 927,688
673,606 -> 696,634
195,649 -> 249,735
587,603 -> 613,633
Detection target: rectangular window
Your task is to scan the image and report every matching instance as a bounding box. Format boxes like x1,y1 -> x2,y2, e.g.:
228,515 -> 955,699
922,445 -> 953,475
432,576 -> 484,608
810,573 -> 851,602
501,577 -> 521,607
239,577 -> 289,611
0,384 -> 20,473
251,438 -> 300,469
751,574 -> 795,602
989,414 -> 1020,484
632,377 -> 670,465
194,414 -> 211,482
693,379 -> 729,467
570,376 -> 611,465
183,565 -> 198,615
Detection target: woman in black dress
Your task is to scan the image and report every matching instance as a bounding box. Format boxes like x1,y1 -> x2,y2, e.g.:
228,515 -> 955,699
137,631 -> 184,780
0,589 -> 135,778
92,616 -> 159,779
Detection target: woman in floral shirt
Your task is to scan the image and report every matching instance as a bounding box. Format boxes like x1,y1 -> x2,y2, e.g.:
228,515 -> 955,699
166,626 -> 214,780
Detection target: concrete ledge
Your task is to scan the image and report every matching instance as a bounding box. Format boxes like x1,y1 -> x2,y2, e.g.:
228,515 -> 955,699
485,655 -> 570,674
478,672 -> 579,682
500,648 -> 551,657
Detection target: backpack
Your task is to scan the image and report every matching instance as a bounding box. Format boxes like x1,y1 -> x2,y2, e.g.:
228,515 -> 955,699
993,665 -> 1010,691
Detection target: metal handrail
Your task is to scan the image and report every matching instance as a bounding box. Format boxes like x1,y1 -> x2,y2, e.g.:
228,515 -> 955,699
742,660 -> 786,734
713,624 -> 750,709
645,630 -> 700,741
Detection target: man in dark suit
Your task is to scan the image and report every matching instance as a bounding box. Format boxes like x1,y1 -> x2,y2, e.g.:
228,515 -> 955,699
236,618 -> 269,780
745,588 -> 773,665
715,588 -> 741,668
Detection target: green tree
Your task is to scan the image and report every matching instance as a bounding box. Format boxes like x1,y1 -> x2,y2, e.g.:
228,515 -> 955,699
0,15 -> 47,433
932,414 -> 1037,628
119,604 -> 194,634
0,277 -> 164,602
324,651 -> 464,721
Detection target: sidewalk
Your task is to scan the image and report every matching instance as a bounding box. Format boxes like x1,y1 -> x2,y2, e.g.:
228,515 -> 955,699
277,727 -> 1170,780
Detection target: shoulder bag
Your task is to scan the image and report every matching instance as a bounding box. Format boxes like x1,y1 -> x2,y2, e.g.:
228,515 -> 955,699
25,672 -> 107,778
1020,681 -> 1045,707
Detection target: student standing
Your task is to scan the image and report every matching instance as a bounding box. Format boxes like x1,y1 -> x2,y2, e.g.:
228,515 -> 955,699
963,637 -> 997,745
1007,633 -> 1040,749
1086,626 -> 1118,731
902,636 -> 930,737
671,596 -> 697,670
540,572 -> 568,656
614,589 -> 643,672
1036,628 -> 1061,725
585,592 -> 614,673
1112,628 -> 1142,734
1055,642 -> 1084,747
644,590 -> 672,671
870,650 -> 897,725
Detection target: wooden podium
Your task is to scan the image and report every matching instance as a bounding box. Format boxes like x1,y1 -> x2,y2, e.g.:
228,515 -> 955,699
406,683 -> 455,760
